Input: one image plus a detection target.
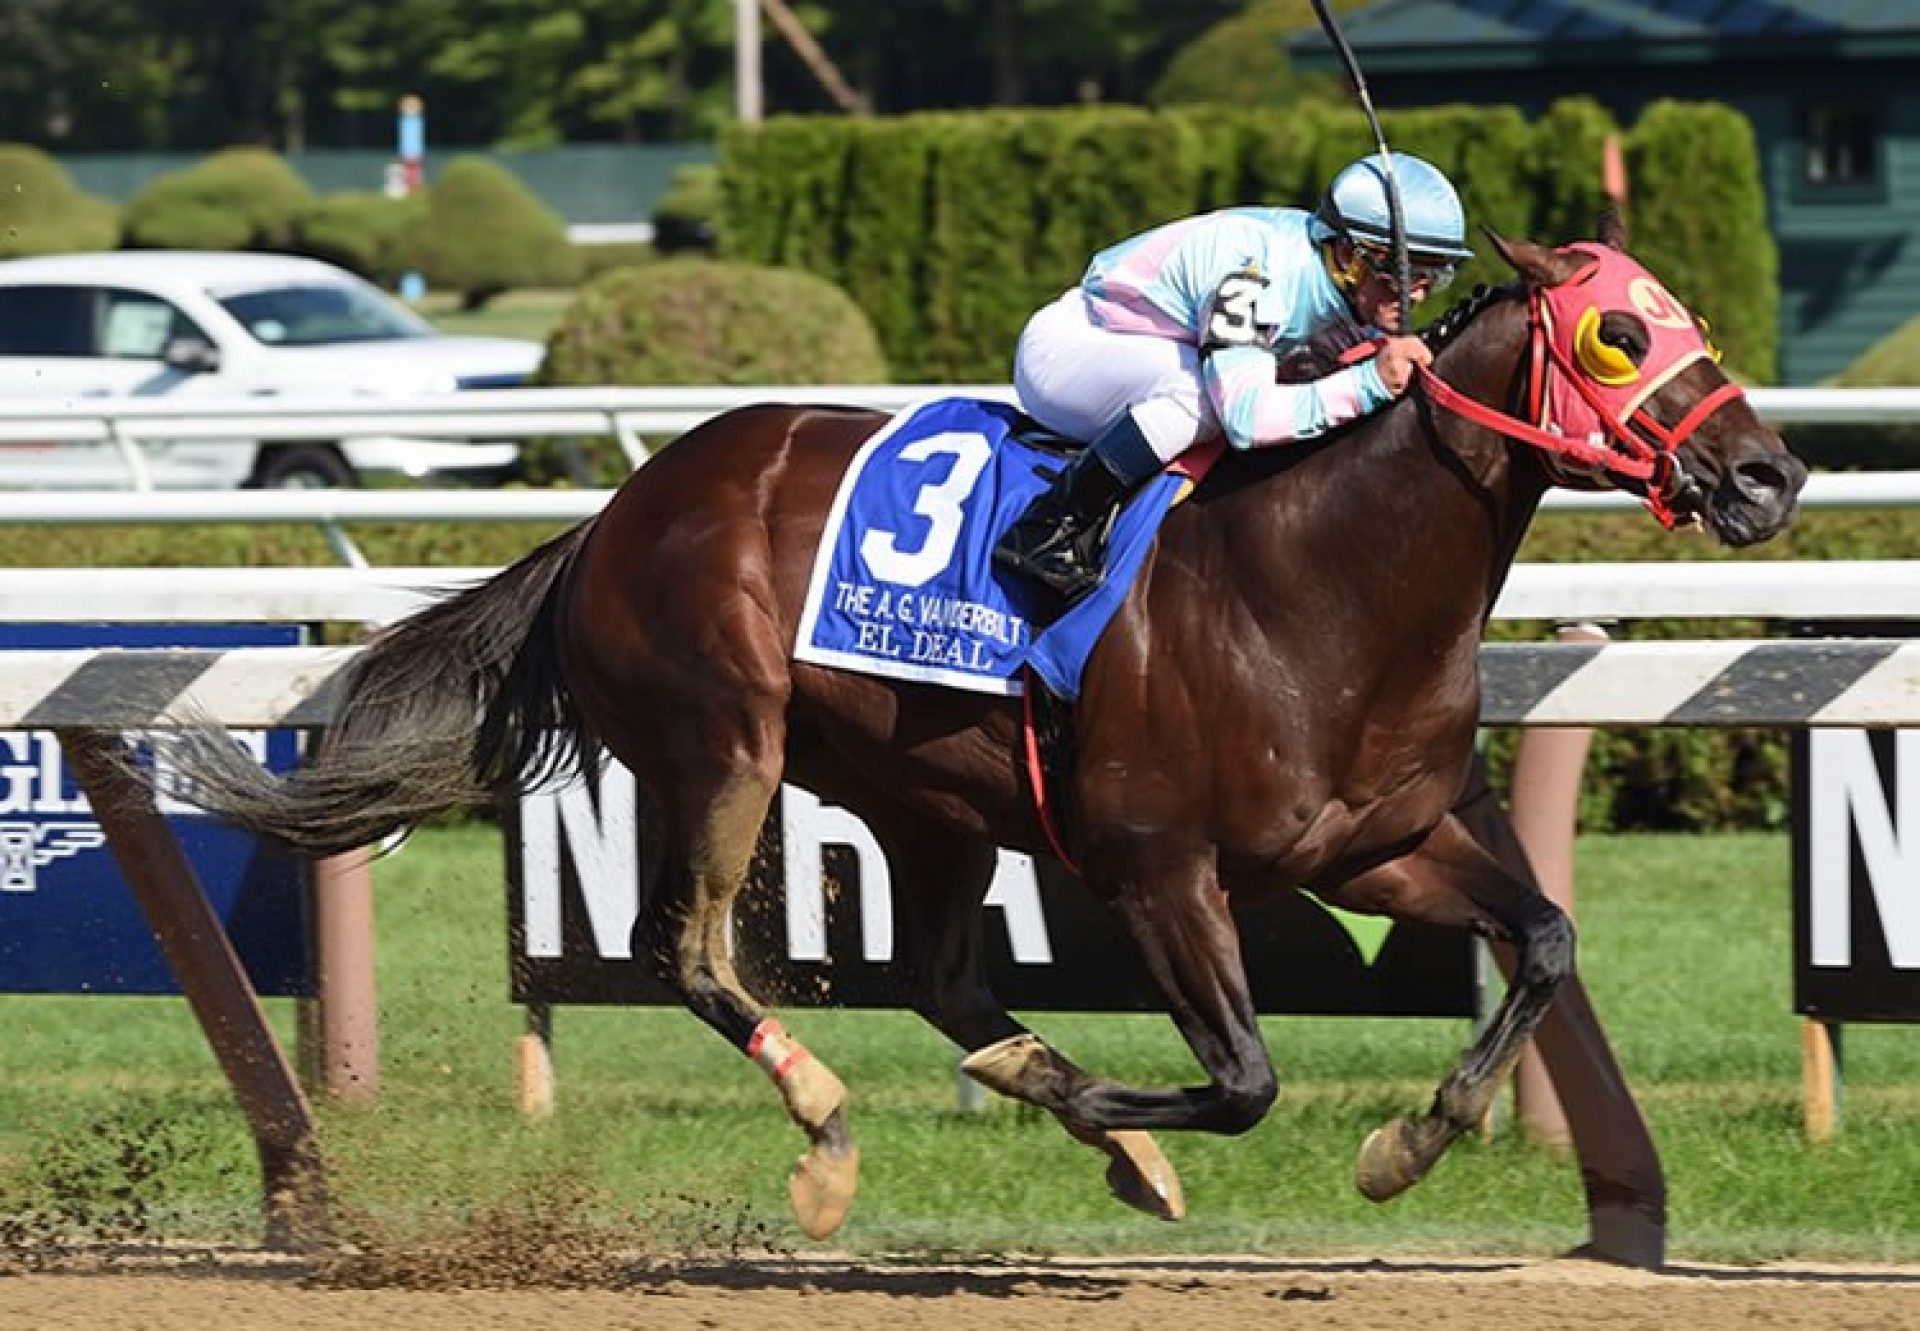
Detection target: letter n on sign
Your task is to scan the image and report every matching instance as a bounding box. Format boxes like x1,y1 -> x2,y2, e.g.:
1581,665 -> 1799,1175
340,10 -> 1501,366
1793,729 -> 1920,1021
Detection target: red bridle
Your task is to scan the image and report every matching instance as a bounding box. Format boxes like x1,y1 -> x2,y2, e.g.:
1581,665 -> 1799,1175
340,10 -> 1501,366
1412,251 -> 1745,529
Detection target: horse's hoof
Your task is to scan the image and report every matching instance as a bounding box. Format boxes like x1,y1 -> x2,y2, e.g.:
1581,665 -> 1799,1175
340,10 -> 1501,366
959,1034 -> 1048,1099
789,1142 -> 860,1240
1102,1130 -> 1185,1221
1355,1120 -> 1421,1203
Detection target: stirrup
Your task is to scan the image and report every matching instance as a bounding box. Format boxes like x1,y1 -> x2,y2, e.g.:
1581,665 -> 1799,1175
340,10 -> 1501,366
1008,526 -> 1105,603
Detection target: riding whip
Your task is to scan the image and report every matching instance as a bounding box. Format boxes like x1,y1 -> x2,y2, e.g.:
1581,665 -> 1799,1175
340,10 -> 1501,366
1308,0 -> 1412,333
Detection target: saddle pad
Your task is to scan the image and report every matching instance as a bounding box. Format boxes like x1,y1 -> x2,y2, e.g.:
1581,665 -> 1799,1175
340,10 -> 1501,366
793,397 -> 1195,700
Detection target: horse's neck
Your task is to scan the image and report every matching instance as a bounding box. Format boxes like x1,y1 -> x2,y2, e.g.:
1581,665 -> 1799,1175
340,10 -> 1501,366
1196,296 -> 1544,632
1424,297 -> 1551,594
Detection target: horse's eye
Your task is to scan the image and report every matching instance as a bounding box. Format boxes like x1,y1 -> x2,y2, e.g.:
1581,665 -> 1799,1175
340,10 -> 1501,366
1573,307 -> 1643,386
1597,311 -> 1649,362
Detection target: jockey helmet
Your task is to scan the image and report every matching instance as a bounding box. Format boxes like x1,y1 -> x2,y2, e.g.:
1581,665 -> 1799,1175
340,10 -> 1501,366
1313,151 -> 1473,289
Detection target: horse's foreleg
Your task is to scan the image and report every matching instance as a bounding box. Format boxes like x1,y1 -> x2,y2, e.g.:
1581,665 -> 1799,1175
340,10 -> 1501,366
643,770 -> 858,1240
1006,849 -> 1278,1138
876,811 -> 1184,1221
1318,813 -> 1574,1202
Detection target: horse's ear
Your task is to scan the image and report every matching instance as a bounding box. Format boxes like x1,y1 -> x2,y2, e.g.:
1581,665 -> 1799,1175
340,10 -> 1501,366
1482,226 -> 1590,286
1597,206 -> 1629,251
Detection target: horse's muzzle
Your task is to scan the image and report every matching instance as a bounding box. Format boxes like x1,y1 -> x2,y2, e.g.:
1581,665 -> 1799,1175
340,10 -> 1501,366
1704,436 -> 1808,548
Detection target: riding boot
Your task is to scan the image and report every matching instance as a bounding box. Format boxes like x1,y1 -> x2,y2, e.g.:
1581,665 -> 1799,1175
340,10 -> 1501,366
993,413 -> 1159,606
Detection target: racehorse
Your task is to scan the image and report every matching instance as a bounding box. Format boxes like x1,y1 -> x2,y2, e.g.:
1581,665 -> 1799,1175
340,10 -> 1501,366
155,221 -> 1804,1243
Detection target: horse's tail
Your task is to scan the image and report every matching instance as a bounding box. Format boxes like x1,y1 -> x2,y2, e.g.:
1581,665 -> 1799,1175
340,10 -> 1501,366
158,521 -> 599,858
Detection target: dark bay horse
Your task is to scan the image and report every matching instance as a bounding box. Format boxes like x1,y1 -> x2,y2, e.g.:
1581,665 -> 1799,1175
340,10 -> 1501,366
158,225 -> 1805,1242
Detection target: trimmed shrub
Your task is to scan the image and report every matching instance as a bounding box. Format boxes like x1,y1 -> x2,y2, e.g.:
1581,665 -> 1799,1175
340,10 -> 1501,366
1527,97 -> 1619,248
1173,103 -> 1326,213
295,192 -> 425,287
413,156 -> 581,309
122,147 -> 313,251
1149,0 -> 1356,110
536,258 -> 886,482
918,108 -> 1200,381
1796,313 -> 1920,468
0,145 -> 118,255
1626,101 -> 1778,384
725,100 -> 1769,372
540,259 -> 885,388
1834,314 -> 1920,387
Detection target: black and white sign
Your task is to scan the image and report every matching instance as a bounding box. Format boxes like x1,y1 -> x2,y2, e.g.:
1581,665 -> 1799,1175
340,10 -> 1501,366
506,763 -> 1474,1017
1794,728 -> 1920,1020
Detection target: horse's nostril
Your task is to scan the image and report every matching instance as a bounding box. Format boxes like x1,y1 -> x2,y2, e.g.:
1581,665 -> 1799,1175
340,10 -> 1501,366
1733,453 -> 1806,505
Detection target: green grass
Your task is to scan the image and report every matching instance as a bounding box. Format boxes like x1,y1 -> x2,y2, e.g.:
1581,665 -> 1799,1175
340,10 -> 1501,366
1,829 -> 1916,1262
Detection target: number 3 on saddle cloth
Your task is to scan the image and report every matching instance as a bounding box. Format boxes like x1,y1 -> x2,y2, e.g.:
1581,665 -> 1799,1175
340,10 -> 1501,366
794,396 -> 1218,703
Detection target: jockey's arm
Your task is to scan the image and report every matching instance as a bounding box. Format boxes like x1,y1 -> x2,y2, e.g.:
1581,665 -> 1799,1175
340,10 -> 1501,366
1202,343 -> 1392,451
1196,268 -> 1394,451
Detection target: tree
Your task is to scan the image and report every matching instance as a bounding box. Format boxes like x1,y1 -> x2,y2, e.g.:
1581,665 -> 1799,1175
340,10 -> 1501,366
1150,0 -> 1366,109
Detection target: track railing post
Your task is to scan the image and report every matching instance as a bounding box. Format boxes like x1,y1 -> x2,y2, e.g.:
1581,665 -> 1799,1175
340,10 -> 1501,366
1506,620 -> 1609,1149
315,850 -> 380,1105
58,727 -> 329,1251
1454,749 -> 1665,1269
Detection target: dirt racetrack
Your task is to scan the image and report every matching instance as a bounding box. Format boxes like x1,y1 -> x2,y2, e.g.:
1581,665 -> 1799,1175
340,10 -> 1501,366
2,1251 -> 1919,1331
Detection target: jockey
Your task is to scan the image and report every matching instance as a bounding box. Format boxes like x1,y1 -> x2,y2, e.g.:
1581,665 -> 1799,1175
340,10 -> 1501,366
993,150 -> 1474,607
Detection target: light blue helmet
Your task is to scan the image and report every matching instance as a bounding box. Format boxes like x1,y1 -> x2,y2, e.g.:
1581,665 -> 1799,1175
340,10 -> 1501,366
1312,151 -> 1474,265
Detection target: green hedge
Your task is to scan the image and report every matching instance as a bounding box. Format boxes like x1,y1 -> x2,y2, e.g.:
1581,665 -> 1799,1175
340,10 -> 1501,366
413,156 -> 581,309
293,191 -> 425,288
121,147 -> 314,251
721,98 -> 1778,386
1624,100 -> 1777,384
0,145 -> 119,255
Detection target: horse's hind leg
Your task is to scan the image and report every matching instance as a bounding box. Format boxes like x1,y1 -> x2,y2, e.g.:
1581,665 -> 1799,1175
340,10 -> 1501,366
870,805 -> 1185,1221
1316,812 -> 1574,1202
634,756 -> 858,1240
979,845 -> 1280,1139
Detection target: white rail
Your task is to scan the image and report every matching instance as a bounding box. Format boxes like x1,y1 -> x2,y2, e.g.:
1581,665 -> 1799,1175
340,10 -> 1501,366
0,468 -> 1910,526
0,562 -> 1915,627
0,385 -> 1912,624
0,382 -> 1910,474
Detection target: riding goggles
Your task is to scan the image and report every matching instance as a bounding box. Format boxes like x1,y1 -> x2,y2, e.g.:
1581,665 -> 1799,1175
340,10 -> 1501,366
1354,240 -> 1458,292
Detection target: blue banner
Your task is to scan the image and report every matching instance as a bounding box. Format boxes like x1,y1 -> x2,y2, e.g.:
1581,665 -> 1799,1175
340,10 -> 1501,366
0,624 -> 313,996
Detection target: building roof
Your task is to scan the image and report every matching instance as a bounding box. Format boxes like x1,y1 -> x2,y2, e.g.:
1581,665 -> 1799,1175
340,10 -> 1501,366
1291,1 -> 1920,68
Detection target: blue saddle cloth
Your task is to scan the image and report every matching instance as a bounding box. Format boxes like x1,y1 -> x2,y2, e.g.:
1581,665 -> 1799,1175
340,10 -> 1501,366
793,397 -> 1186,700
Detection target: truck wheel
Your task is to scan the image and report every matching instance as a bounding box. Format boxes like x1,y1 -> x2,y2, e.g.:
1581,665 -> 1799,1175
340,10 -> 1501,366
247,445 -> 357,489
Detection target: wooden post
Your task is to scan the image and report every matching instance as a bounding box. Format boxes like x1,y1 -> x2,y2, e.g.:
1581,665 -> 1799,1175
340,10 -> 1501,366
1603,132 -> 1630,214
1454,754 -> 1665,1269
516,1002 -> 555,1117
59,727 -> 328,1250
1802,1018 -> 1842,1143
314,850 -> 380,1104
760,0 -> 867,113
1506,621 -> 1609,1151
734,0 -> 762,124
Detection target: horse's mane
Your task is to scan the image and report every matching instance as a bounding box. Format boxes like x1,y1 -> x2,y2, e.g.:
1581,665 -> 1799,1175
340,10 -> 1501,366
1422,281 -> 1524,355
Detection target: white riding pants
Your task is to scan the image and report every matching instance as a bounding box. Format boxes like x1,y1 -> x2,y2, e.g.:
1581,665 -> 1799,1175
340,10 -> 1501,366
1012,289 -> 1219,464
